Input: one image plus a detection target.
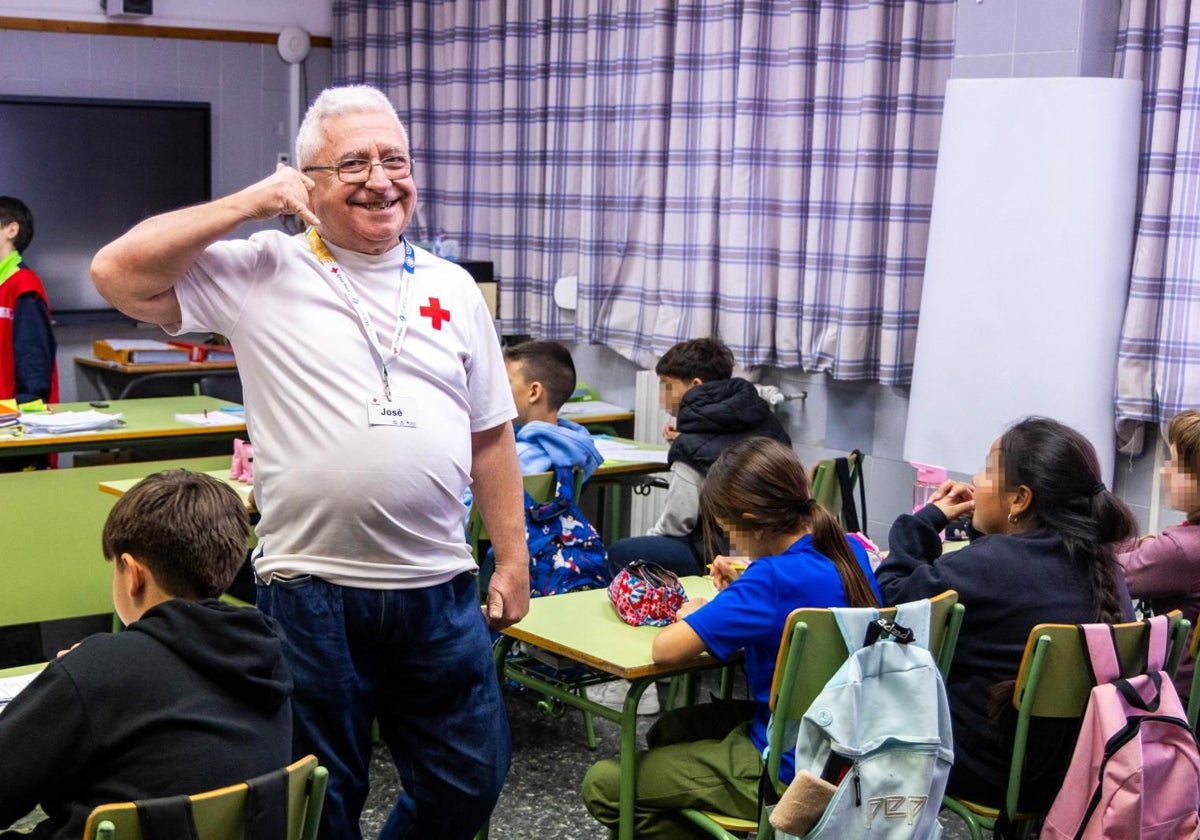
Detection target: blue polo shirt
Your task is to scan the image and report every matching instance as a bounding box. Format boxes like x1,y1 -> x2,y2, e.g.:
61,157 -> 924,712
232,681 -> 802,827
684,534 -> 880,783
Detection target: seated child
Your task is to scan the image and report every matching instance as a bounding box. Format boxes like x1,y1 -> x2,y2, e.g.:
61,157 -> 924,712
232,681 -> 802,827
0,470 -> 293,840
580,437 -> 880,840
605,337 -> 791,580
1117,408 -> 1200,702
505,339 -> 603,481
875,416 -> 1135,811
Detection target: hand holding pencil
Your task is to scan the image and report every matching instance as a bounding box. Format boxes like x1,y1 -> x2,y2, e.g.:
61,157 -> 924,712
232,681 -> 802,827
709,554 -> 749,592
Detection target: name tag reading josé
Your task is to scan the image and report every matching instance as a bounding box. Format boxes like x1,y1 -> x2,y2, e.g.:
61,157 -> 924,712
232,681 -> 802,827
367,396 -> 418,428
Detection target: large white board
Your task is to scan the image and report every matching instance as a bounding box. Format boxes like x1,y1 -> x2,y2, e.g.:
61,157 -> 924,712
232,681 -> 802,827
904,77 -> 1142,483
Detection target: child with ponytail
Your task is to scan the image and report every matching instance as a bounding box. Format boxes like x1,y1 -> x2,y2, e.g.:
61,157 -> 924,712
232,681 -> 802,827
876,416 -> 1135,811
581,437 -> 880,840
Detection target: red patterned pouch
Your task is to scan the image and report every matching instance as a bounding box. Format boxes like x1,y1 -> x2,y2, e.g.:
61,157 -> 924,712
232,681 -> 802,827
607,560 -> 688,627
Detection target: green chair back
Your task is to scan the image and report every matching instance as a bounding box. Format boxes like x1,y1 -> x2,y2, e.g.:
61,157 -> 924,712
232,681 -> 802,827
943,612 -> 1189,839
764,590 -> 962,792
678,591 -> 963,839
809,451 -> 863,532
84,755 -> 327,840
467,470 -> 558,555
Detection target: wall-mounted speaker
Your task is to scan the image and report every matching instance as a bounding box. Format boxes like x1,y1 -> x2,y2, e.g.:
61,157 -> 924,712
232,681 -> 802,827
101,0 -> 153,18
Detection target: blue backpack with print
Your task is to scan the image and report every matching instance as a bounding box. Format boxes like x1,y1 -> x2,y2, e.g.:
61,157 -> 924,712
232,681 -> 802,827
525,466 -> 609,596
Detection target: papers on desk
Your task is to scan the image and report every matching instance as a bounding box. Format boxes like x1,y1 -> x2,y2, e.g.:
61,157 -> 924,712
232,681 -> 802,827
594,437 -> 670,464
560,399 -> 633,418
174,412 -> 245,427
18,410 -> 124,434
0,671 -> 38,714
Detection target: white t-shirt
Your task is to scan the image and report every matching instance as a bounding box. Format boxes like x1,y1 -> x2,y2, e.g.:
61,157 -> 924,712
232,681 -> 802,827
171,230 -> 515,588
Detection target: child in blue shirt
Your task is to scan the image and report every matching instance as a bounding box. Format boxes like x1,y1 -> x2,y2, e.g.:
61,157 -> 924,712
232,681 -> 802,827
504,340 -> 603,481
580,437 -> 880,840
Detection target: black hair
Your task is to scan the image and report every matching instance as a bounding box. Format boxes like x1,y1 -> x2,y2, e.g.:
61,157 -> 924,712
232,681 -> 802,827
504,340 -> 578,412
655,337 -> 735,383
999,416 -> 1135,623
0,196 -> 34,253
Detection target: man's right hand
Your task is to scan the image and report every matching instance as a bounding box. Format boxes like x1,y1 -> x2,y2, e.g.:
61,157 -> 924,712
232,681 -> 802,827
236,164 -> 321,227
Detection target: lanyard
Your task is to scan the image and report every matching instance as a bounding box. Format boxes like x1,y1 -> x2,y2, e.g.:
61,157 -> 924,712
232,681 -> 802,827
306,228 -> 415,401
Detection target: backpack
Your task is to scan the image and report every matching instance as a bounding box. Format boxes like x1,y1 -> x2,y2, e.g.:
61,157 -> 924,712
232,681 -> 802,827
773,600 -> 954,839
525,465 -> 608,597
1040,616 -> 1200,840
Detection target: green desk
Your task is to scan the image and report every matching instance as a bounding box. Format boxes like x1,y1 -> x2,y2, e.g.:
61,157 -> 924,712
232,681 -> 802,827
101,468 -> 254,511
495,577 -> 721,840
588,437 -> 670,542
0,396 -> 245,459
0,454 -> 230,629
75,355 -> 239,400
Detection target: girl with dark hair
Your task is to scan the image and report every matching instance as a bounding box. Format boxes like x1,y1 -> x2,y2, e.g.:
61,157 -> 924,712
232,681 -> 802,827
876,416 -> 1136,810
581,437 -> 880,840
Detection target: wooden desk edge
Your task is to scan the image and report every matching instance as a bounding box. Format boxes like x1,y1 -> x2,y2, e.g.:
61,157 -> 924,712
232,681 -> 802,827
75,356 -> 239,373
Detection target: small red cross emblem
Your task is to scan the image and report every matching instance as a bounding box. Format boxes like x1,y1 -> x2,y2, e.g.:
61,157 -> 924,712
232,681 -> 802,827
419,297 -> 450,330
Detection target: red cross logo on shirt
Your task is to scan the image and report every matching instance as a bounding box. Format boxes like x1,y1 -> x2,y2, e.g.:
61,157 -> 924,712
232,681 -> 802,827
419,297 -> 450,330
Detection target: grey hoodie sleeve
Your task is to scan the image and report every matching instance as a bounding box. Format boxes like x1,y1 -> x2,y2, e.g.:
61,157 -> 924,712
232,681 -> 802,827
647,461 -> 703,537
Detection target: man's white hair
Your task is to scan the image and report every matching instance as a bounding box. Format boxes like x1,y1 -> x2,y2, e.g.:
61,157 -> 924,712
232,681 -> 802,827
295,85 -> 409,168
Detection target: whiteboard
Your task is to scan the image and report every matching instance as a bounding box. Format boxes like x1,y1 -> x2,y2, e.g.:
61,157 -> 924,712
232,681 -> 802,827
904,77 -> 1141,483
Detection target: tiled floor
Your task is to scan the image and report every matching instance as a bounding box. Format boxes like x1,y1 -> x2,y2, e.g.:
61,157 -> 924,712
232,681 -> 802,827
360,676 -> 978,839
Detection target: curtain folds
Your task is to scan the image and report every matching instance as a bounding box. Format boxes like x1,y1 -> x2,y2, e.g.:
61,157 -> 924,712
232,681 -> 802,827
1114,0 -> 1200,443
333,1 -> 955,381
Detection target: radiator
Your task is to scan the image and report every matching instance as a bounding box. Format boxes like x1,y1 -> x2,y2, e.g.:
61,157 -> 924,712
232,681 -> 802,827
630,369 -> 671,534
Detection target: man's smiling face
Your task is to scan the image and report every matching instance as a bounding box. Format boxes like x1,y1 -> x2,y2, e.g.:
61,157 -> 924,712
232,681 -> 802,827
308,110 -> 417,255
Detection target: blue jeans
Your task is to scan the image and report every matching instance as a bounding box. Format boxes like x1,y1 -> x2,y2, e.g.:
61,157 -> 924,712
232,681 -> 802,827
256,572 -> 510,840
605,534 -> 704,579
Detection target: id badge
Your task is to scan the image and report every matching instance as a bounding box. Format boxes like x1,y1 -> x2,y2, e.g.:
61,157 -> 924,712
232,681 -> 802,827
367,395 -> 418,428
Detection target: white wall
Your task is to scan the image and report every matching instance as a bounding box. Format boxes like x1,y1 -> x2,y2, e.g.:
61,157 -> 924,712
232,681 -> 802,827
0,0 -> 332,37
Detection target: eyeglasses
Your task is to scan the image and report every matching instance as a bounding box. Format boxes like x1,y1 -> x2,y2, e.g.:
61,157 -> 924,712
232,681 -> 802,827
303,155 -> 412,183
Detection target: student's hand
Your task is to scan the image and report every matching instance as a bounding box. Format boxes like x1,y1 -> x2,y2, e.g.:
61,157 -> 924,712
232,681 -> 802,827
675,597 -> 706,621
932,480 -> 975,520
56,642 -> 81,658
662,421 -> 679,443
709,555 -> 746,591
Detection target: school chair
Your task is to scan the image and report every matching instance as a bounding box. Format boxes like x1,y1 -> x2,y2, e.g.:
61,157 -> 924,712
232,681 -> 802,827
83,754 -> 328,840
941,612 -> 1190,840
809,449 -> 866,535
676,590 -> 964,838
1184,620 -> 1200,733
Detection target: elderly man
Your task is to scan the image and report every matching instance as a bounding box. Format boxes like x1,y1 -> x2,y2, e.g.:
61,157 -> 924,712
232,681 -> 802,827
92,85 -> 529,839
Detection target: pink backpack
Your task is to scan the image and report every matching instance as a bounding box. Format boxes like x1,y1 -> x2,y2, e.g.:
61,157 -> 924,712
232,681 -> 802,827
1041,615 -> 1200,840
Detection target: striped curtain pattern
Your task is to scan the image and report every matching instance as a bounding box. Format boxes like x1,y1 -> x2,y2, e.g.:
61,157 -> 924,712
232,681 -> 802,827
1115,1 -> 1200,442
332,0 -> 955,382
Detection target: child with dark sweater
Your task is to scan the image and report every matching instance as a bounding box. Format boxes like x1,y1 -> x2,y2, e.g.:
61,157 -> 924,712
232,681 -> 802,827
606,337 -> 791,579
876,417 -> 1135,811
0,470 -> 293,840
1117,408 -> 1200,703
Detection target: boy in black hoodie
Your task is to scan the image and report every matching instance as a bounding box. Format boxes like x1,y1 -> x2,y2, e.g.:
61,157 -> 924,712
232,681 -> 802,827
0,470 -> 293,840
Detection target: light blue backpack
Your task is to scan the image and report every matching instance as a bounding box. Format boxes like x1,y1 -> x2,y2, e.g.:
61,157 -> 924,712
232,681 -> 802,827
774,600 -> 954,839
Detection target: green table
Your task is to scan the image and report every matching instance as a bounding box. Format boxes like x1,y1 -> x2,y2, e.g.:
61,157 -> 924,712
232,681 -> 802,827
495,577 -> 722,840
0,454 -> 231,629
0,396 -> 245,459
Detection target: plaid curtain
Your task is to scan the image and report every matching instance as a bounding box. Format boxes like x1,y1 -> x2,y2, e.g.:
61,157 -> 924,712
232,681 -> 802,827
332,0 -> 955,382
1115,1 -> 1200,446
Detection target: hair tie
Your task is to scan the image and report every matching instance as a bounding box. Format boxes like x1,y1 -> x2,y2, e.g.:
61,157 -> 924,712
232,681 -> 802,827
1091,482 -> 1106,497
801,498 -> 816,514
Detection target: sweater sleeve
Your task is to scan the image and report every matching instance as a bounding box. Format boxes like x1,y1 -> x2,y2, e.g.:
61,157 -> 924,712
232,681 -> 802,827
12,292 -> 55,404
0,662 -> 91,830
875,505 -> 957,606
1116,526 -> 1195,600
647,461 -> 702,537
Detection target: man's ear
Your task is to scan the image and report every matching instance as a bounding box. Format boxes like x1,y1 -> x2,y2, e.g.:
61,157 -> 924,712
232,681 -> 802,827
1009,485 -> 1033,520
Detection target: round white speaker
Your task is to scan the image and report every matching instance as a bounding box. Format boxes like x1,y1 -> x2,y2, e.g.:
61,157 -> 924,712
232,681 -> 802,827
277,26 -> 311,64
